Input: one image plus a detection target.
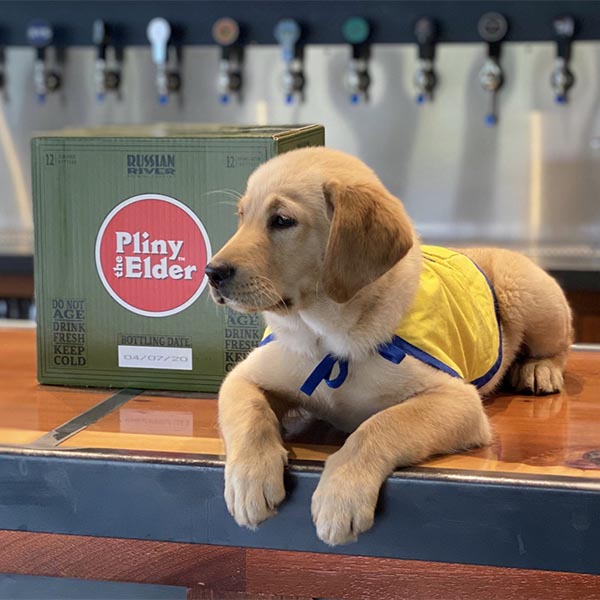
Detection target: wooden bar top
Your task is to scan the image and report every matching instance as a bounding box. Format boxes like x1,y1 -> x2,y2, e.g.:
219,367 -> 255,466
1,327 -> 599,483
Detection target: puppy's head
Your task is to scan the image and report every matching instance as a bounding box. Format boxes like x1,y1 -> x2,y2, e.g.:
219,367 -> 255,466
206,147 -> 414,313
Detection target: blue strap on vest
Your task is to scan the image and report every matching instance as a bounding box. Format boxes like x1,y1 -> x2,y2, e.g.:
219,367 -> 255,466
377,338 -> 407,364
259,333 -> 276,347
299,340 -> 407,396
300,354 -> 349,396
380,335 -> 461,379
259,333 -> 454,396
259,300 -> 499,395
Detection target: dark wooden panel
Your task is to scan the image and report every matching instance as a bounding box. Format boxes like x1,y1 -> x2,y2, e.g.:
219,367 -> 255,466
188,591 -> 308,600
0,531 -> 599,600
0,274 -> 33,297
566,290 -> 600,343
245,550 -> 600,600
0,530 -> 245,592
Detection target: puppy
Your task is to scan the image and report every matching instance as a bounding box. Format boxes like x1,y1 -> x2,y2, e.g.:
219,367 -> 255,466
206,147 -> 572,546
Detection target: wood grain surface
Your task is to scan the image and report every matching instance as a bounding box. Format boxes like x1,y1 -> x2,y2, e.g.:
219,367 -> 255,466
1,328 -> 600,480
0,530 -> 598,600
1,329 -> 600,599
0,329 -> 116,445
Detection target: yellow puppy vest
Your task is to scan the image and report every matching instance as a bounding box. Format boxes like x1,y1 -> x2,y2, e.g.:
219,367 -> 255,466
260,245 -> 502,395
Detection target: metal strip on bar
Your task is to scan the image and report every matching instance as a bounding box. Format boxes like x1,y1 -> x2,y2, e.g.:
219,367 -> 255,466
571,343 -> 600,352
30,388 -> 143,448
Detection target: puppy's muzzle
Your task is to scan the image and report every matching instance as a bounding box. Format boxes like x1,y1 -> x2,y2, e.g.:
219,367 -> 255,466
205,262 -> 236,289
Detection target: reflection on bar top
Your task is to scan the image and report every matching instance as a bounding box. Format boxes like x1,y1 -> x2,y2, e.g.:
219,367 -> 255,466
59,354 -> 600,480
1,328 -> 600,482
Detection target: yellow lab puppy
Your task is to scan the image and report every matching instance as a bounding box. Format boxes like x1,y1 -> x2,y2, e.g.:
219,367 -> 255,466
206,147 -> 572,546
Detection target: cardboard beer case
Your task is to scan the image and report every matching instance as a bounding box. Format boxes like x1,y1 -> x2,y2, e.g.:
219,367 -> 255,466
32,124 -> 324,391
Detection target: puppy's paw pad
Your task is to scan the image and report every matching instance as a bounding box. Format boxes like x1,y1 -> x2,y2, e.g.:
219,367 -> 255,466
311,477 -> 378,546
225,448 -> 287,529
510,358 -> 564,395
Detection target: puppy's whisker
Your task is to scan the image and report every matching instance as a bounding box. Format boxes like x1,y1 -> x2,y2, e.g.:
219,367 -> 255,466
201,190 -> 244,210
254,275 -> 290,315
204,188 -> 243,200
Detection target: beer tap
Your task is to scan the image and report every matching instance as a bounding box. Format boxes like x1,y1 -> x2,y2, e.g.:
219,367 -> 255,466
414,18 -> 438,104
478,12 -> 508,126
26,20 -> 61,104
342,17 -> 371,104
274,19 -> 304,105
212,17 -> 243,104
146,17 -> 181,105
550,15 -> 576,104
0,49 -> 5,97
92,20 -> 121,102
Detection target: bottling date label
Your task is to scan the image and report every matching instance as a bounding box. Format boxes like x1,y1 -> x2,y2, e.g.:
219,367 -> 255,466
118,345 -> 192,370
95,193 -> 212,317
51,298 -> 87,367
117,333 -> 192,371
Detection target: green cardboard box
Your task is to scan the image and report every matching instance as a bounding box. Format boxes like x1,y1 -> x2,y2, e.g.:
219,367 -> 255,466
32,124 -> 324,391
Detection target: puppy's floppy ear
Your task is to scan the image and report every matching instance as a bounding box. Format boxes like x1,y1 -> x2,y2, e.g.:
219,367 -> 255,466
321,179 -> 414,303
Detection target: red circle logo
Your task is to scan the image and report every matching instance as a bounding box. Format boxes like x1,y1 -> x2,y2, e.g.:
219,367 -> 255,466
95,194 -> 211,317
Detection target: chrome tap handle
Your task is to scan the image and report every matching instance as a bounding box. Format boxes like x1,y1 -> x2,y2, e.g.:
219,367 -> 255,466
280,59 -> 305,105
344,57 -> 370,104
147,17 -> 178,105
212,17 -> 243,104
92,19 -> 108,58
479,58 -> 503,126
478,12 -> 508,126
274,19 -> 304,104
551,15 -> 576,104
27,20 -> 60,104
93,20 -> 120,102
342,17 -> 371,104
414,18 -> 438,104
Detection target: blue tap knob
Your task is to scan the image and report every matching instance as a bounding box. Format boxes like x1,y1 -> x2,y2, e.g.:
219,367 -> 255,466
27,20 -> 53,48
274,19 -> 301,62
147,18 -> 171,65
485,113 -> 497,127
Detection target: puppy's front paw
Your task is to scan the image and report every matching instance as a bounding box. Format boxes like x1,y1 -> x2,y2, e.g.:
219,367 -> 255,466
225,446 -> 288,529
311,453 -> 381,546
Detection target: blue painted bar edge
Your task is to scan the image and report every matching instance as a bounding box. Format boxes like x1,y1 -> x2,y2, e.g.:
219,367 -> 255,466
0,574 -> 186,600
0,453 -> 599,575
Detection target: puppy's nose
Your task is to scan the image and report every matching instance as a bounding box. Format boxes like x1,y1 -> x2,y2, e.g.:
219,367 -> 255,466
205,262 -> 235,288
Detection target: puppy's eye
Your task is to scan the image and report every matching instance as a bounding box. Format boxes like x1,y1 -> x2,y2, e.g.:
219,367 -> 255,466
269,214 -> 297,230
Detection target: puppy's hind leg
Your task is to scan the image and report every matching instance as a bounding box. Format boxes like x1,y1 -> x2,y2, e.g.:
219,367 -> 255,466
510,355 -> 568,395
499,254 -> 572,395
463,248 -> 572,396
508,273 -> 572,395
